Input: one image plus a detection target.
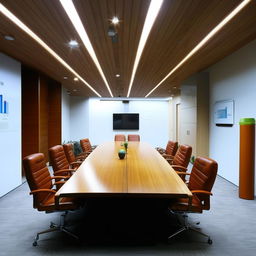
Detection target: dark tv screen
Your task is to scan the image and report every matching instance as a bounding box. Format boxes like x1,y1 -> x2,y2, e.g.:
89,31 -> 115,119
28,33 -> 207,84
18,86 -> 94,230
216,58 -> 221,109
113,113 -> 139,130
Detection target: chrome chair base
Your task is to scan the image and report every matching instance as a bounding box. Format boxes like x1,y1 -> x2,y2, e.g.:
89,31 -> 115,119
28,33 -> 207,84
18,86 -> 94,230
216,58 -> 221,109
33,211 -> 78,246
168,214 -> 212,244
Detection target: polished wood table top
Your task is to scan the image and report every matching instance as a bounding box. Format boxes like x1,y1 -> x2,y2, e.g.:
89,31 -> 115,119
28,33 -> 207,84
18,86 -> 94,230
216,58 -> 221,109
56,142 -> 192,199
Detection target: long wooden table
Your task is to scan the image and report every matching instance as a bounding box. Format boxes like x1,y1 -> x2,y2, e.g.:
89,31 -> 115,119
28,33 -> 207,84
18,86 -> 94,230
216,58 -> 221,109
56,142 -> 192,199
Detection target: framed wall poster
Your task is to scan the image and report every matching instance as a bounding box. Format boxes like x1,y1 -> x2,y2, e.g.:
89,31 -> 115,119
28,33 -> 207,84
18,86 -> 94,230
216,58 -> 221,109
214,100 -> 234,126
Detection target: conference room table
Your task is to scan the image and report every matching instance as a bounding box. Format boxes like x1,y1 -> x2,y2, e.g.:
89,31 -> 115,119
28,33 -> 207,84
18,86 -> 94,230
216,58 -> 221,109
55,141 -> 192,241
56,141 -> 192,199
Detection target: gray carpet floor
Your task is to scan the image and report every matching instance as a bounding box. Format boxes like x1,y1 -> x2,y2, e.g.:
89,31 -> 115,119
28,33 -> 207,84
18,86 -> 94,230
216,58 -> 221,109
0,176 -> 256,256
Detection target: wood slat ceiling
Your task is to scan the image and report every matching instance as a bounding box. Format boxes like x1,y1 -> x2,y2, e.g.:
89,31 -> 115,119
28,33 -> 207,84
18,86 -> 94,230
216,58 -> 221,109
0,0 -> 256,97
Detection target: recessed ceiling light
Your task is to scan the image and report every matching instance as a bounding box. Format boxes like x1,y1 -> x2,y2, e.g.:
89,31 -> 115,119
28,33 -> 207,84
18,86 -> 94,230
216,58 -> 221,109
60,0 -> 114,97
0,3 -> 101,97
127,0 -> 163,97
4,35 -> 15,40
111,16 -> 119,25
115,74 -> 120,77
68,40 -> 79,48
74,77 -> 79,81
145,0 -> 251,97
63,76 -> 68,79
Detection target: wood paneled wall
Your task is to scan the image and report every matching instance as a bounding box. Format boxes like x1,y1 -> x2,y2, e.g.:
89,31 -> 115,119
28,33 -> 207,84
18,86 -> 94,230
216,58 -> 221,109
22,66 -> 39,159
48,80 -> 61,148
22,65 -> 62,166
39,75 -> 49,159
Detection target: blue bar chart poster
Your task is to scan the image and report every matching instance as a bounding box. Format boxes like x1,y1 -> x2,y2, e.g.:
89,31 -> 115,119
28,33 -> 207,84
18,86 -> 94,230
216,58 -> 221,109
0,94 -> 9,114
0,94 -> 9,129
214,100 -> 234,125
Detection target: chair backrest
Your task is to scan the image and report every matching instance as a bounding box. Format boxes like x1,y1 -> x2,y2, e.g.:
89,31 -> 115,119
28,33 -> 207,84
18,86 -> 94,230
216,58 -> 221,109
114,134 -> 126,141
63,143 -> 76,164
172,144 -> 192,168
165,140 -> 178,156
23,153 -> 52,208
80,138 -> 92,152
128,134 -> 140,141
188,157 -> 218,210
49,145 -> 70,172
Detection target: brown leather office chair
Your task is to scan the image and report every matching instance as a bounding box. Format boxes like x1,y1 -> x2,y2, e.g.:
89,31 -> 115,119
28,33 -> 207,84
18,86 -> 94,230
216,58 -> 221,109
157,140 -> 178,158
23,153 -> 79,246
114,134 -> 126,141
80,138 -> 94,154
168,157 -> 218,244
168,144 -> 192,180
127,134 -> 140,141
63,143 -> 86,167
49,145 -> 77,176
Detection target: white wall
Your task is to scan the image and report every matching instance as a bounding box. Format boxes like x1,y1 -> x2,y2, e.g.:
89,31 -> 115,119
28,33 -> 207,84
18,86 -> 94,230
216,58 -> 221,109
0,53 -> 22,197
69,98 -> 169,147
69,96 -> 89,141
168,96 -> 181,141
61,86 -> 70,143
180,85 -> 197,156
209,39 -> 256,189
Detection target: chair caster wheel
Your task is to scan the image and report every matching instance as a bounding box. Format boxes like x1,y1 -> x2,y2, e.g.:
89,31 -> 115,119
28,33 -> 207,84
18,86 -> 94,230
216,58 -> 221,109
33,241 -> 38,246
208,238 -> 213,244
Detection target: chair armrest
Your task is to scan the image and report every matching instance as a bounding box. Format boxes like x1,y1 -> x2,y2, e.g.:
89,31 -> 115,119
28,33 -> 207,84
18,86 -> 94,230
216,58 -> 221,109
51,176 -> 69,187
71,161 -> 82,164
171,165 -> 188,171
53,181 -> 66,186
30,189 -> 56,195
176,171 -> 190,176
51,176 -> 69,180
191,190 -> 213,196
191,190 -> 212,210
54,169 -> 76,175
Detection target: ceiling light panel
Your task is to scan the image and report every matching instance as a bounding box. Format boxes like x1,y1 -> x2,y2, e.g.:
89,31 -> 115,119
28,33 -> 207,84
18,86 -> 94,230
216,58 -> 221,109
0,3 -> 101,97
60,0 -> 114,97
145,0 -> 251,97
127,0 -> 163,97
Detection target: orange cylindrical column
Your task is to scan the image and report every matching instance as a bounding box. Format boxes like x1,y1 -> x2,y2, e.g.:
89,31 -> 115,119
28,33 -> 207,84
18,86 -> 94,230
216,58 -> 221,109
239,118 -> 255,200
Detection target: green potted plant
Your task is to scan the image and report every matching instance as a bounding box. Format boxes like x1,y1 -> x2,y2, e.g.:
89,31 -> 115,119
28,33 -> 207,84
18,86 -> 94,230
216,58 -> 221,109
124,141 -> 128,152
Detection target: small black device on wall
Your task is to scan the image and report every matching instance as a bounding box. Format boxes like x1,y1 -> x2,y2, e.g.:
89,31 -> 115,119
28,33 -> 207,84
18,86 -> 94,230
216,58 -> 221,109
113,113 -> 139,130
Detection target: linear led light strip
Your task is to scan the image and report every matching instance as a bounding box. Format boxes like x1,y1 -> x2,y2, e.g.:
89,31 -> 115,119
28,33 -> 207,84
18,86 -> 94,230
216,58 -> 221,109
0,3 -> 101,97
145,0 -> 251,98
60,0 -> 114,97
127,0 -> 163,97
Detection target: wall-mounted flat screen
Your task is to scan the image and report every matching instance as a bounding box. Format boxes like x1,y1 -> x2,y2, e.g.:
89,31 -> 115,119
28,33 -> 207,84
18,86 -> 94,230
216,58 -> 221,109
113,113 -> 139,130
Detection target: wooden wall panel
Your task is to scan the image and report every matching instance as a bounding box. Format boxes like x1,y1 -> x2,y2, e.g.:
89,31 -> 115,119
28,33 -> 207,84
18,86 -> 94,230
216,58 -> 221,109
39,75 -> 49,161
22,65 -> 62,175
22,66 -> 39,159
48,80 -> 62,148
